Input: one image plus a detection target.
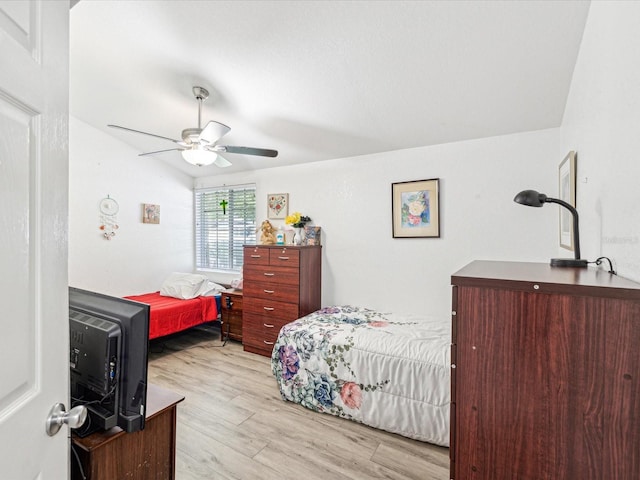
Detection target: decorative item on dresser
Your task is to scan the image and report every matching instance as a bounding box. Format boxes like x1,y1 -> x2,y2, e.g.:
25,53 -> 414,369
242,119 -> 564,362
220,289 -> 243,343
450,260 -> 640,480
242,245 -> 322,357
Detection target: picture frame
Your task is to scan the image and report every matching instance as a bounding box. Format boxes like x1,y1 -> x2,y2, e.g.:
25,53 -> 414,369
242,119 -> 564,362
142,203 -> 160,224
392,178 -> 440,238
267,193 -> 288,219
558,151 -> 576,251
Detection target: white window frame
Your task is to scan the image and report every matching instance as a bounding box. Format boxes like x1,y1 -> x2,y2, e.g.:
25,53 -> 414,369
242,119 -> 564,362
194,183 -> 256,272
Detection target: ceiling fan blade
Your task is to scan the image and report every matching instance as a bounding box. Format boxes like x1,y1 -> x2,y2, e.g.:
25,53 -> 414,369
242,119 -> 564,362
199,121 -> 231,144
219,145 -> 279,157
108,124 -> 181,144
138,148 -> 184,157
213,153 -> 233,168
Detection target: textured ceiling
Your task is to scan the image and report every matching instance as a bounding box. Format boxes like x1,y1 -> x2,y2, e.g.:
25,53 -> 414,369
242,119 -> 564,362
70,0 -> 590,177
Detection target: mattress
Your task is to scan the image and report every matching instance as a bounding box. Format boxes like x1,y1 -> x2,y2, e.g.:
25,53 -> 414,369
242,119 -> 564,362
271,305 -> 451,446
125,291 -> 218,340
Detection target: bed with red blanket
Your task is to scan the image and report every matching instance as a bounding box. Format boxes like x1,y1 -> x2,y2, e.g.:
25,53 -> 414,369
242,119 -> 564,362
124,292 -> 218,340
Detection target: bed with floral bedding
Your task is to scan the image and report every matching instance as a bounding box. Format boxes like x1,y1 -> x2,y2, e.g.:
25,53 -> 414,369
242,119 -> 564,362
271,306 -> 450,446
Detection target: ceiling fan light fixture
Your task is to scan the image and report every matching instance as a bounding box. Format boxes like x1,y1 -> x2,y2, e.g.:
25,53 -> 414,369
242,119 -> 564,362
181,146 -> 217,167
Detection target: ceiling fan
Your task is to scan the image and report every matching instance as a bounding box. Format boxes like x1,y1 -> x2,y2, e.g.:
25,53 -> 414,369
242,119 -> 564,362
108,86 -> 278,167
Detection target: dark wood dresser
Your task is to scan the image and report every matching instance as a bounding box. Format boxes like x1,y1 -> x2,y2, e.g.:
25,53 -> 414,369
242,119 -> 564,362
242,245 -> 322,357
450,260 -> 640,480
220,288 -> 243,342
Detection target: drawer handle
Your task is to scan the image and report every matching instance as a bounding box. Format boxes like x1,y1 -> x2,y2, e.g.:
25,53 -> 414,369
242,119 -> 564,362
263,272 -> 275,277
250,254 -> 261,258
264,289 -> 274,294
263,306 -> 275,311
278,256 -> 290,260
263,323 -> 275,328
263,340 -> 274,345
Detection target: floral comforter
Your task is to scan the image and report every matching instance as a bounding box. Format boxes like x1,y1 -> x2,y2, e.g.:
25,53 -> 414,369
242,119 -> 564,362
271,306 -> 450,446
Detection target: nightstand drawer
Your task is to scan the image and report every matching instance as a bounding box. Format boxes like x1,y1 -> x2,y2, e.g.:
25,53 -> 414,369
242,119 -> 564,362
220,289 -> 243,342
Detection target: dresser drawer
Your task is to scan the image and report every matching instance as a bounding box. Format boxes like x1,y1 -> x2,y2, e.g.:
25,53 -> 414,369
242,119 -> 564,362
243,282 -> 299,303
243,246 -> 270,265
244,264 -> 299,286
269,247 -> 300,267
243,313 -> 289,352
243,297 -> 300,321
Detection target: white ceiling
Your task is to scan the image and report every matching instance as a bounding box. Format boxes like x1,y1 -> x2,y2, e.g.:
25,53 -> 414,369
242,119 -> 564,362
70,0 -> 591,177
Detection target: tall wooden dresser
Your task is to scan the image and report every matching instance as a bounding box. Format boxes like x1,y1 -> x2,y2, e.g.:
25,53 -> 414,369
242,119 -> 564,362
450,261 -> 640,480
242,245 -> 322,357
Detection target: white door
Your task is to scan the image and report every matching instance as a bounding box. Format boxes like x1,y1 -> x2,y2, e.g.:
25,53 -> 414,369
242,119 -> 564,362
0,1 -> 70,478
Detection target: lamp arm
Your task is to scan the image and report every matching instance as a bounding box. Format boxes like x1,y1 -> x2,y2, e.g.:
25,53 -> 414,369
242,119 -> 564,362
544,197 -> 581,260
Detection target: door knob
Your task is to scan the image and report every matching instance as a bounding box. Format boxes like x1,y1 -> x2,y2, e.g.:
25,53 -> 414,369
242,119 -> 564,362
46,403 -> 88,436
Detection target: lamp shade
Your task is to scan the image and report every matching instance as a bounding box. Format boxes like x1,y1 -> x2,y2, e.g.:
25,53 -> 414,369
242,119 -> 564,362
181,147 -> 217,167
513,189 -> 547,207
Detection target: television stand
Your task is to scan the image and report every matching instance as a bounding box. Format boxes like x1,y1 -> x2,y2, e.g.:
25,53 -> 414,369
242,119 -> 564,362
71,384 -> 185,480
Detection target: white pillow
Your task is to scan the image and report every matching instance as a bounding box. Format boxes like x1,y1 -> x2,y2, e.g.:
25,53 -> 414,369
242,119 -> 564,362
159,272 -> 209,299
197,281 -> 226,297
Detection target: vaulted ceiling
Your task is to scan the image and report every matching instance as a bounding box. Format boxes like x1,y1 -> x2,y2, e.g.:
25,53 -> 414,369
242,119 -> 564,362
70,0 -> 590,177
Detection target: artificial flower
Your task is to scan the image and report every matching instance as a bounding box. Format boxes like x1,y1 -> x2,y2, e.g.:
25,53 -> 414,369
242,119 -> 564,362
285,211 -> 311,228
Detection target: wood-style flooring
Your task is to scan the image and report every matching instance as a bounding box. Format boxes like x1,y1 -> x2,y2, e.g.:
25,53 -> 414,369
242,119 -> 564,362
147,323 -> 449,480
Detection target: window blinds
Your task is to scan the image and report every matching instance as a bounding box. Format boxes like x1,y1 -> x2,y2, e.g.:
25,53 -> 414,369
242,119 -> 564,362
194,184 -> 257,271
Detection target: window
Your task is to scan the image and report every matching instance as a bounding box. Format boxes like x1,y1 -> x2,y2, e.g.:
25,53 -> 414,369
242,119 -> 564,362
195,184 -> 256,272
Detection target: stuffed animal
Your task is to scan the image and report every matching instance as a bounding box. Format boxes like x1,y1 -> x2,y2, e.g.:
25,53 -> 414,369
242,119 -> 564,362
259,220 -> 277,245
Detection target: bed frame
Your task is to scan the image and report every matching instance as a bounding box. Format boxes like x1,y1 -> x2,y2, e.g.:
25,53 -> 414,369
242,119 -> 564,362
124,292 -> 219,340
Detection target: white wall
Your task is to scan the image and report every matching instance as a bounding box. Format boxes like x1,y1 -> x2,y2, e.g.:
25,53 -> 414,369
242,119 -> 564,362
197,128 -> 560,318
69,117 -> 195,296
560,1 -> 640,282
67,1 -> 640,318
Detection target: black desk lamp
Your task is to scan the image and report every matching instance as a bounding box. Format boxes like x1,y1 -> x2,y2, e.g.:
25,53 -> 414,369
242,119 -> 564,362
514,189 -> 588,268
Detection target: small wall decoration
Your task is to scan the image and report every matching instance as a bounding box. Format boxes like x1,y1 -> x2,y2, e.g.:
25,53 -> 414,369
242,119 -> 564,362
143,203 -> 160,224
392,178 -> 440,238
267,193 -> 288,219
99,195 -> 119,240
558,151 -> 577,251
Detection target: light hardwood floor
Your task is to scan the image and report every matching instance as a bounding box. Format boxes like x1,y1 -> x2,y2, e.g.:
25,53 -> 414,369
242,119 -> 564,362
147,323 -> 449,480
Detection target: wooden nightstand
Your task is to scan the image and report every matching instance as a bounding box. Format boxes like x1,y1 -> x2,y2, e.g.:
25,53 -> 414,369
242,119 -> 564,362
71,384 -> 184,480
220,289 -> 243,343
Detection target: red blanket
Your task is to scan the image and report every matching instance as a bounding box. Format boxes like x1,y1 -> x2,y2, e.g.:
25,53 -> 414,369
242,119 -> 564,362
124,292 -> 218,340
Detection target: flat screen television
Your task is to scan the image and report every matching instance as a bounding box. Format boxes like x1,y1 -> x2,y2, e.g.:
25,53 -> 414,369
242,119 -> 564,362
69,287 -> 150,436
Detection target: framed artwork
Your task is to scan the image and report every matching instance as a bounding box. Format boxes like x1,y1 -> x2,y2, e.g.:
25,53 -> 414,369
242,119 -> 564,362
267,193 -> 288,219
558,151 -> 576,250
142,203 -> 160,224
392,178 -> 440,238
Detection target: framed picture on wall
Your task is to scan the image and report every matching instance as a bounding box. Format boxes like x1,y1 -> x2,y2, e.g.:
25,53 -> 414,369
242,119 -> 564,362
267,193 -> 288,219
142,203 -> 160,224
558,151 -> 576,250
392,178 -> 440,238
